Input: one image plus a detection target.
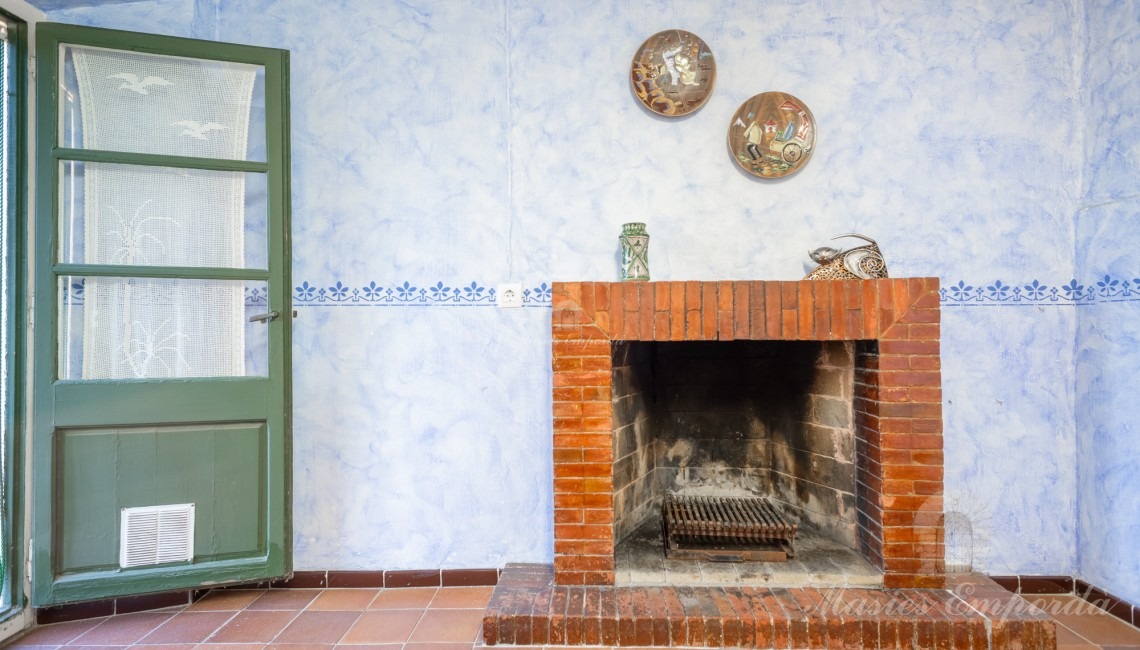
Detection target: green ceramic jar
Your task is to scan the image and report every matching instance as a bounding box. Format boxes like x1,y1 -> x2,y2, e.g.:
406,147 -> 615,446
620,222 -> 649,281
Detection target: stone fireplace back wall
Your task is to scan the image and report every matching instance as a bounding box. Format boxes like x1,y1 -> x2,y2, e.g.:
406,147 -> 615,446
764,341 -> 859,547
610,340 -> 863,550
551,279 -> 944,589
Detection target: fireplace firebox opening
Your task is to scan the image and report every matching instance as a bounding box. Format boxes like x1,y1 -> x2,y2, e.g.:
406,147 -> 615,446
610,339 -> 882,586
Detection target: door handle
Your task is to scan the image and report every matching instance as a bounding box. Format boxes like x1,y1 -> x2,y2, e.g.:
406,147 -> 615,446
248,310 -> 280,323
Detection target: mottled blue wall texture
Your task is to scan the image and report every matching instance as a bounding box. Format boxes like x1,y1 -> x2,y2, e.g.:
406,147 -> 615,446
1077,0 -> 1140,605
43,0 -> 1138,601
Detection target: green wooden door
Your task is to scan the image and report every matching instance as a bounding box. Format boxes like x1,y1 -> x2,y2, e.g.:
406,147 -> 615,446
32,24 -> 291,605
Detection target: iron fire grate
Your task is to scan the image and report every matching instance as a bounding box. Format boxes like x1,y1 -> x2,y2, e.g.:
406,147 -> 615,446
663,493 -> 797,562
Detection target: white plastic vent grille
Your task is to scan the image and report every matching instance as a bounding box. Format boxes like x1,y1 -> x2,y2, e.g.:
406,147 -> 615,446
120,504 -> 195,568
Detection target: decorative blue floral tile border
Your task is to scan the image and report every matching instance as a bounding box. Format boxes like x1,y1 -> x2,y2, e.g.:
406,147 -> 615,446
290,276 -> 1140,308
59,277 -> 1140,309
941,276 -> 1140,306
293,281 -> 553,307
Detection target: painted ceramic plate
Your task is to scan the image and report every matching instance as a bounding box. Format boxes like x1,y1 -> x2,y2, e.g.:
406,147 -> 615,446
630,30 -> 716,117
727,92 -> 816,178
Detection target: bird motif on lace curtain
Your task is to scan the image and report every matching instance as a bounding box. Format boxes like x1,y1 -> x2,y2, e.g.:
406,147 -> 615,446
106,72 -> 174,95
171,120 -> 228,141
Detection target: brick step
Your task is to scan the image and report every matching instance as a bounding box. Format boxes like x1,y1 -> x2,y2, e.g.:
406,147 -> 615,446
480,565 -> 1056,648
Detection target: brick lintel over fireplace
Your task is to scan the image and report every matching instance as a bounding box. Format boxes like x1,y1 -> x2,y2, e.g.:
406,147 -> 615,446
551,279 -> 944,590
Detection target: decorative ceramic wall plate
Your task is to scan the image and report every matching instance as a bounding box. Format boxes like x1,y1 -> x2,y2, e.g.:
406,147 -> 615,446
630,30 -> 716,117
727,91 -> 816,178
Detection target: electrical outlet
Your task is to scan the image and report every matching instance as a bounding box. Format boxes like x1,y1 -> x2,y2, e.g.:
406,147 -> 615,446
497,283 -> 523,308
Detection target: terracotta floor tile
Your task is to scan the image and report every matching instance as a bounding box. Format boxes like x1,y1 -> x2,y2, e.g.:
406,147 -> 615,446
429,586 -> 494,609
307,589 -> 379,611
408,608 -> 485,643
1055,611 -> 1140,646
1029,595 -> 1110,617
247,590 -> 320,610
8,585 -> 490,650
207,609 -> 299,643
339,610 -> 423,644
68,612 -> 177,646
273,610 -> 361,644
5,617 -> 104,646
187,589 -> 266,611
367,588 -> 437,610
1055,621 -> 1098,645
136,610 -> 236,644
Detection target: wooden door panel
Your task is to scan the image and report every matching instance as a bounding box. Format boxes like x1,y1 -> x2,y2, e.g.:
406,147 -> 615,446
33,24 -> 291,605
55,423 -> 267,574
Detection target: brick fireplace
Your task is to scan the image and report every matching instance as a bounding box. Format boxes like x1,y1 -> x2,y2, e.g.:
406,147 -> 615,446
551,279 -> 944,590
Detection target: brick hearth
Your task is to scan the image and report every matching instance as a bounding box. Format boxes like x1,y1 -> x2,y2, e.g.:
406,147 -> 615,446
551,279 -> 944,589
481,564 -> 1055,647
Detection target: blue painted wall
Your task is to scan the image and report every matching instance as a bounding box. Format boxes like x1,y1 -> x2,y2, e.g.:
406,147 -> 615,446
1076,0 -> 1140,605
45,0 -> 1123,582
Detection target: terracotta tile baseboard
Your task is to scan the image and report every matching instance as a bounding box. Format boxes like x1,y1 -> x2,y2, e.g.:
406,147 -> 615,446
37,589 -> 194,624
270,568 -> 501,589
35,567 -> 501,624
991,574 -> 1138,627
989,575 -> 1074,595
1074,579 -> 1138,627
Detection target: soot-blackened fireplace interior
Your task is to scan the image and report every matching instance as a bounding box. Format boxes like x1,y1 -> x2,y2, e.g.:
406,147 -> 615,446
611,339 -> 879,586
551,280 -> 945,590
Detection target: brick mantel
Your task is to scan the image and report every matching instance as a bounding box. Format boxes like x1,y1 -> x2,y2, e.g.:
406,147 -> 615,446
550,279 -> 944,590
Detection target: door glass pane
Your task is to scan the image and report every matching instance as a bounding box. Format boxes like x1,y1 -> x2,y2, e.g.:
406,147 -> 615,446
59,45 -> 266,162
59,162 -> 268,269
58,277 -> 269,380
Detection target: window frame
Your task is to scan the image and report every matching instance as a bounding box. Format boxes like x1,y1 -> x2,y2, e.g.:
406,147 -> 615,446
0,0 -> 43,639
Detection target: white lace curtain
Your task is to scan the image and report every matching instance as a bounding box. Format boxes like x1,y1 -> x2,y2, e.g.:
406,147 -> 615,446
72,47 -> 256,379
